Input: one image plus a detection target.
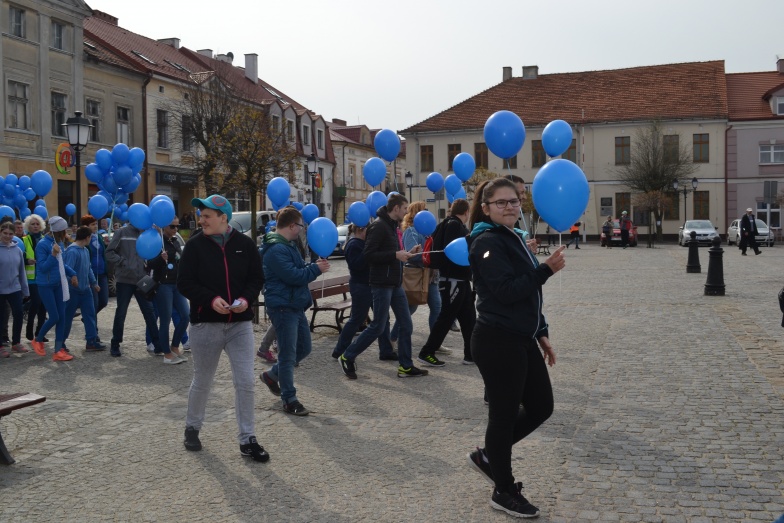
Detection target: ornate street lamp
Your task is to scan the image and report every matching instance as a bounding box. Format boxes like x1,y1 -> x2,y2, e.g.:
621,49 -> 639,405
307,153 -> 319,206
63,111 -> 92,219
404,170 -> 413,202
672,177 -> 699,221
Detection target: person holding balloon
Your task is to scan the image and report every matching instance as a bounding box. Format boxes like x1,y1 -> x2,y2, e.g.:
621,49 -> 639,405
80,215 -> 109,340
62,227 -> 105,352
22,214 -> 47,342
465,177 -> 565,519
0,221 -> 30,358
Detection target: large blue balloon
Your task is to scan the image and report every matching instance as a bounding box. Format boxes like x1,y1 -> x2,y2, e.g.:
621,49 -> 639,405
444,237 -> 469,267
363,157 -> 387,187
426,172 -> 444,193
113,165 -> 133,186
18,175 -> 30,190
135,229 -> 162,260
87,195 -> 109,219
365,191 -> 387,218
150,194 -> 172,206
5,174 -> 18,187
112,143 -> 130,166
19,207 -> 30,219
85,163 -> 103,183
0,206 -> 15,220
307,217 -> 339,258
150,199 -> 175,228
13,194 -> 25,209
30,170 -> 53,197
347,201 -> 370,227
95,149 -> 113,172
23,188 -> 36,201
267,177 -> 291,207
35,199 -> 46,209
128,203 -> 153,230
373,129 -> 401,163
484,110 -> 526,159
302,203 -> 319,225
128,147 -> 146,172
3,184 -> 15,198
532,159 -> 590,233
453,153 -> 476,182
413,210 -> 437,236
33,206 -> 48,220
444,174 -> 462,196
65,203 -> 76,216
100,173 -> 118,194
123,174 -> 142,194
542,120 -> 573,158
0,177 -> 5,191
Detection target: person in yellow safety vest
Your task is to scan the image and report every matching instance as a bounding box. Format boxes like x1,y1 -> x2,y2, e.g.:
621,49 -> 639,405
565,222 -> 581,249
22,214 -> 47,342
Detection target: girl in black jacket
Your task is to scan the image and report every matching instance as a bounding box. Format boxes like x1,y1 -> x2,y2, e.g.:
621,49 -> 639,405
465,178 -> 565,518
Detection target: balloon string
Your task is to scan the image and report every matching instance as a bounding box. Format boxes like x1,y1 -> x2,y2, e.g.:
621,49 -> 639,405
321,269 -> 326,299
558,232 -> 563,295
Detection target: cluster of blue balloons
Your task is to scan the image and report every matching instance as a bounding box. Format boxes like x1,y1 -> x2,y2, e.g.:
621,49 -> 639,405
84,144 -> 145,222
128,195 -> 177,260
0,170 -> 53,221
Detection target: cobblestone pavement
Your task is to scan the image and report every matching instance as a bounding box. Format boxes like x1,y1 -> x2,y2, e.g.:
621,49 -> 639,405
1,243 -> 783,522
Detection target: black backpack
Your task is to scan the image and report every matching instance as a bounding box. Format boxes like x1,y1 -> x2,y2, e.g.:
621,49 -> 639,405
424,217 -> 455,270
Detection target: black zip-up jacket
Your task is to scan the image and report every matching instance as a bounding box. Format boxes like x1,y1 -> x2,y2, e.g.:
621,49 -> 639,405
364,207 -> 402,287
438,216 -> 471,280
344,237 -> 369,285
468,219 -> 553,339
147,235 -> 182,284
177,228 -> 263,324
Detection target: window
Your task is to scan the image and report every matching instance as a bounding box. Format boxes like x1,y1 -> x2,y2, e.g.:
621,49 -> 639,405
86,99 -> 100,142
51,21 -> 64,50
474,143 -> 488,169
272,115 -> 280,133
182,115 -> 193,151
760,144 -> 784,164
663,135 -> 679,163
230,191 -> 250,212
157,109 -> 169,148
420,145 -> 433,172
286,120 -> 294,141
757,202 -> 781,228
9,6 -> 24,38
562,139 -> 577,163
615,136 -> 630,165
348,164 -> 355,188
693,191 -> 709,219
7,81 -> 28,130
303,124 -> 310,145
693,134 -> 709,163
447,144 -> 461,171
615,192 -> 630,219
663,194 -> 679,221
777,97 -> 784,116
532,140 -> 546,168
633,209 -> 650,226
51,92 -> 67,137
117,106 -> 130,144
507,155 -> 517,169
317,129 -> 323,149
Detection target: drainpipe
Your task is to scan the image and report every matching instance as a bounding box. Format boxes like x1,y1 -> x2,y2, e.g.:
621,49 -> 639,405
141,72 -> 153,204
725,124 -> 732,237
341,143 -> 347,219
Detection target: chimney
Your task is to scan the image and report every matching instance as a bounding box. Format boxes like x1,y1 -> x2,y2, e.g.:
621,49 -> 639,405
157,38 -> 180,49
244,53 -> 258,84
332,118 -> 347,126
503,66 -> 512,82
91,10 -> 118,25
197,49 -> 213,59
778,56 -> 784,74
522,65 -> 539,79
216,53 -> 233,64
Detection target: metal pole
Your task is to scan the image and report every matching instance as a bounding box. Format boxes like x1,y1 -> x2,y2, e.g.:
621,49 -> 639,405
75,148 -> 82,220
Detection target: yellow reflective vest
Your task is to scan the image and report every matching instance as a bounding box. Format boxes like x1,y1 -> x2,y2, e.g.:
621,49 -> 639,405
22,234 -> 35,281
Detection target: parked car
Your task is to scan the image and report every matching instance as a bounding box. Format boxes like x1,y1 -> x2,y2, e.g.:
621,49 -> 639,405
331,224 -> 349,257
229,211 -> 277,243
726,218 -> 774,247
600,219 -> 638,247
678,220 -> 721,246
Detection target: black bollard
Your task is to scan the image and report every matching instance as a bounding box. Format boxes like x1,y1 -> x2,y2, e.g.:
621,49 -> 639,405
686,230 -> 701,273
704,236 -> 725,296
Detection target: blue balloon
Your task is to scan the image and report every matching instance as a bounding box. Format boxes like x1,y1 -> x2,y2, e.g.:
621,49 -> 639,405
150,194 -> 172,206
413,210 -> 437,236
17,175 -> 30,190
113,165 -> 133,186
484,110 -> 526,159
87,195 -> 109,219
292,201 -> 304,211
447,192 -> 456,204
122,174 -> 142,194
265,220 -> 277,233
302,203 -> 319,225
30,170 -> 52,197
13,194 -> 26,209
95,149 -> 112,171
19,207 -> 30,219
3,197 -> 13,208
307,217 -> 339,258
24,188 -> 36,201
0,206 -> 15,220
444,174 -> 462,195
3,184 -> 15,197
100,173 -> 118,194
97,191 -> 113,204
426,172 -> 444,193
112,190 -> 128,205
12,236 -> 24,251
84,163 -> 103,183
454,187 -> 467,199
542,120 -> 573,158
5,174 -> 18,187
65,203 -> 76,216
135,228 -> 162,260
150,199 -> 175,228
373,129 -> 401,162
111,143 -> 130,166
363,157 -> 387,187
33,205 -> 48,220
267,177 -> 291,207
445,237 -> 470,266
128,203 -> 153,230
532,159 -> 590,233
35,199 -> 46,209
128,147 -> 146,172
0,177 -> 5,190
347,201 -> 370,227
118,203 -> 129,212
271,200 -> 283,212
365,191 -> 387,218
453,153 -> 476,182
388,191 -> 400,196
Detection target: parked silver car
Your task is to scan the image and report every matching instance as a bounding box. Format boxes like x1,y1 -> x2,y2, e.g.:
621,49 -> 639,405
678,220 -> 721,246
229,211 -> 277,243
726,218 -> 774,247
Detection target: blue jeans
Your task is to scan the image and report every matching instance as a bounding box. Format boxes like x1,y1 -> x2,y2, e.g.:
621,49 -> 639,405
25,283 -> 45,336
36,285 -> 67,350
145,301 -> 189,346
390,280 -> 440,341
0,291 -> 24,345
267,307 -> 312,405
333,282 -> 395,357
154,283 -> 190,353
64,288 -> 98,343
344,285 -> 413,368
93,273 -> 109,314
111,282 -> 159,350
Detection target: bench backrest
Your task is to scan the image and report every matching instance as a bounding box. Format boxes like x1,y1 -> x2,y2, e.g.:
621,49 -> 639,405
309,275 -> 350,302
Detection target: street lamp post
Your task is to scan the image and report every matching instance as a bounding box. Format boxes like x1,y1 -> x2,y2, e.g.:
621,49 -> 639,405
672,177 -> 699,222
63,111 -> 92,219
307,153 -> 319,207
405,170 -> 413,202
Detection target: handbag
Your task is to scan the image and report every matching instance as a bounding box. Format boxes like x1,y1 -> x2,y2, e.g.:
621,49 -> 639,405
402,265 -> 430,305
136,274 -> 160,301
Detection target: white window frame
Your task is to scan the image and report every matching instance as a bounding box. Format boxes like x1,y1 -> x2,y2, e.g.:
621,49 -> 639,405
51,92 -> 67,137
303,124 -> 310,145
117,106 -> 130,144
760,144 -> 784,164
9,6 -> 25,38
348,164 -> 355,188
51,20 -> 65,50
86,98 -> 101,142
317,129 -> 324,149
7,80 -> 29,130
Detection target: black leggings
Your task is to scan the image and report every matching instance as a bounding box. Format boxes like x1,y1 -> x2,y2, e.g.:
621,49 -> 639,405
421,279 -> 475,359
471,323 -> 554,491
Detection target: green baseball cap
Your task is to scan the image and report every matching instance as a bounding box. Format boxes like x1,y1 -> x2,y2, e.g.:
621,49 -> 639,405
191,194 -> 232,222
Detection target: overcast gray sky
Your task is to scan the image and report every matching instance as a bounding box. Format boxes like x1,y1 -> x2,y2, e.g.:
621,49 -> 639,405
91,0 -> 783,132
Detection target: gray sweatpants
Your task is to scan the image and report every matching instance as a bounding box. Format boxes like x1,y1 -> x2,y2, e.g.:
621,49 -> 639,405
185,321 -> 255,445
259,324 -> 276,351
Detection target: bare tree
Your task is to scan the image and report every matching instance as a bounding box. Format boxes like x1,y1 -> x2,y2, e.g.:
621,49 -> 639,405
616,120 -> 698,239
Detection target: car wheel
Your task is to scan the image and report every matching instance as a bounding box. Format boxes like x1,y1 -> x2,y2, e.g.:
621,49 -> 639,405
108,273 -> 117,298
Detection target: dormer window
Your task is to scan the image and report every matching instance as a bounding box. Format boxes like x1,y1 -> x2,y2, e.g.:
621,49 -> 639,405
777,97 -> 784,116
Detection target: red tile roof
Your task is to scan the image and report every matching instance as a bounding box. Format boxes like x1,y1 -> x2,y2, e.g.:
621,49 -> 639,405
726,71 -> 784,121
401,61 -> 729,133
83,36 -> 143,74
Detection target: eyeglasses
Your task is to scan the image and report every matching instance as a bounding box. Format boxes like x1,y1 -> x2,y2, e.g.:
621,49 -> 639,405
293,223 -> 305,229
168,225 -> 179,229
485,199 -> 522,209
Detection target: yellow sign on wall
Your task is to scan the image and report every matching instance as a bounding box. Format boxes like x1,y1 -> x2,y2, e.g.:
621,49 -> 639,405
55,143 -> 74,175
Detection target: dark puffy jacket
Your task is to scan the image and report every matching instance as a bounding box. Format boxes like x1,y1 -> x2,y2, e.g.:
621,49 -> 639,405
437,216 -> 471,281
344,237 -> 368,285
364,207 -> 402,287
147,235 -> 182,284
468,219 -> 552,339
261,232 -> 321,310
177,229 -> 263,324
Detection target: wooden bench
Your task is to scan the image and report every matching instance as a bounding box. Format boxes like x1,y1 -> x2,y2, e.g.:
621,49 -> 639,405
0,393 -> 46,465
536,244 -> 551,256
308,275 -> 352,333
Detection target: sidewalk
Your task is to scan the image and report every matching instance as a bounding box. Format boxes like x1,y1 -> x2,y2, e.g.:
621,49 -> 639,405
1,243 -> 783,522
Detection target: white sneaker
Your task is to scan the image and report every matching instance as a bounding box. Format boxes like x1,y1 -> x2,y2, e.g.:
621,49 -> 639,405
146,343 -> 156,354
450,321 -> 460,332
182,343 -> 191,353
436,346 -> 453,354
163,355 -> 185,365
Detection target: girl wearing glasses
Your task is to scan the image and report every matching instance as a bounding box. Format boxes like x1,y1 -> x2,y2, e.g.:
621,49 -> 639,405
465,177 -> 565,518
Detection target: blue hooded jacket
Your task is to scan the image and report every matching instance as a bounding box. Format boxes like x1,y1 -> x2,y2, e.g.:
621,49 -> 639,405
262,232 -> 321,310
34,235 -> 76,287
63,243 -> 96,293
